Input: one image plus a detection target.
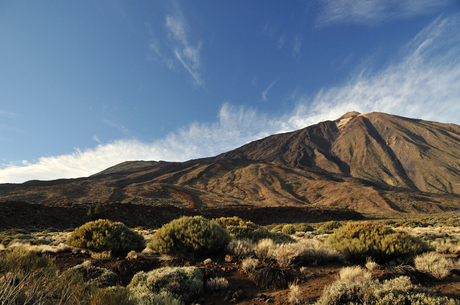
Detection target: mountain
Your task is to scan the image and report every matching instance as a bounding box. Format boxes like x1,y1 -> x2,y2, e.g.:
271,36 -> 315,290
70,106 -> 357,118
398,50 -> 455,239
1,112 -> 460,214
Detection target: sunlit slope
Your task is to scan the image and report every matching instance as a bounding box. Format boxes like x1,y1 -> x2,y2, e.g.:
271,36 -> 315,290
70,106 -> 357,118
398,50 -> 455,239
217,112 -> 460,194
1,112 -> 460,214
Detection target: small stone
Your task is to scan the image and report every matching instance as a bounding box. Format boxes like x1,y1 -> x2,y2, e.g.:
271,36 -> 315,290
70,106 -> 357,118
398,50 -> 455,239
225,254 -> 236,263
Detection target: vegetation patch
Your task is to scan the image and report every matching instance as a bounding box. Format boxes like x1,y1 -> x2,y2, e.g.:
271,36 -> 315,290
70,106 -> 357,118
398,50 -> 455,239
128,266 -> 203,303
148,216 -> 231,258
327,221 -> 428,263
66,219 -> 146,256
314,276 -> 459,305
251,266 -> 290,290
213,216 -> 295,244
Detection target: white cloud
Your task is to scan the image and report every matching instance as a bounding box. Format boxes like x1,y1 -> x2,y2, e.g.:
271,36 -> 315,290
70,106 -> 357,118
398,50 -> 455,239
166,13 -> 204,86
317,0 -> 455,26
262,79 -> 279,101
288,14 -> 460,127
1,15 -> 460,183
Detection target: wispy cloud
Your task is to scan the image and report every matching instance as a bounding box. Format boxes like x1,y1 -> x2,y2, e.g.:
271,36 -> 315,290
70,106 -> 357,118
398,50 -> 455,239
1,15 -> 460,183
293,34 -> 303,55
261,79 -> 279,101
0,110 -> 21,119
317,0 -> 455,26
165,12 -> 204,86
103,119 -> 129,136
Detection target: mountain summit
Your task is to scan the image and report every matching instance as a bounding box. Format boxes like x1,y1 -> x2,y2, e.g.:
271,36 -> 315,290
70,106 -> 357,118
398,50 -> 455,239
1,112 -> 460,214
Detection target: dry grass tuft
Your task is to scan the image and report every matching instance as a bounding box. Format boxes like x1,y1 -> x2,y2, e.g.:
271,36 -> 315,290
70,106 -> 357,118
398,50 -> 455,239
414,252 -> 457,279
339,266 -> 372,283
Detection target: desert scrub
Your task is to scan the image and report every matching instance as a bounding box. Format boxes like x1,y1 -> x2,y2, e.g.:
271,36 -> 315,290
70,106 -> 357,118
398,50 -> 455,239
338,266 -> 372,283
270,241 -> 344,267
129,289 -> 183,305
317,221 -> 342,234
241,257 -> 259,272
148,216 -> 231,258
213,216 -> 295,244
251,266 -> 290,290
0,228 -> 34,247
327,221 -> 428,263
128,266 -> 203,303
315,276 -> 459,305
206,277 -> 229,291
64,260 -> 118,287
282,224 -> 296,235
415,252 -> 457,279
0,248 -> 131,305
66,219 -> 145,256
226,239 -> 254,259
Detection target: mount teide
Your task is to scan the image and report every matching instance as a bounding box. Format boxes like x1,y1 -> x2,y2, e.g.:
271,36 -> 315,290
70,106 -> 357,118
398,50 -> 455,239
2,112 -> 460,214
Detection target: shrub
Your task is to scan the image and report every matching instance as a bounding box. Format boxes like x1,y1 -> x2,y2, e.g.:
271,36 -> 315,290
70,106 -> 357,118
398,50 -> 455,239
315,276 -> 459,305
282,225 -> 296,235
251,266 -> 290,290
415,252 -> 456,279
317,221 -> 342,234
241,257 -> 259,272
64,261 -> 118,287
128,266 -> 203,303
87,203 -> 107,221
288,284 -> 304,305
126,250 -> 145,260
270,242 -> 345,267
365,259 -> 379,271
294,223 -> 314,232
0,247 -> 54,274
338,266 -> 371,283
213,217 -> 295,244
206,277 -> 229,291
0,229 -> 33,247
0,248 -> 133,305
66,219 -> 145,256
148,216 -> 231,258
226,239 -> 254,259
88,286 -> 134,305
129,288 -> 183,305
254,238 -> 276,262
327,221 -> 428,263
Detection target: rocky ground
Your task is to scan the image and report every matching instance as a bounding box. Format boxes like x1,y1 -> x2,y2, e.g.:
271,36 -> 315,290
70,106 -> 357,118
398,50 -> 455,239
49,249 -> 460,304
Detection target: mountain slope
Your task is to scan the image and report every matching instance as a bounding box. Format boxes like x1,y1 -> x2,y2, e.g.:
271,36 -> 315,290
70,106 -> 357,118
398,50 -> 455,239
216,112 -> 460,194
1,112 -> 460,214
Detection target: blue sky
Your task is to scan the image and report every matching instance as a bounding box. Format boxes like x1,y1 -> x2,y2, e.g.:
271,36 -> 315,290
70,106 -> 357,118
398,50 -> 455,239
1,0 -> 460,183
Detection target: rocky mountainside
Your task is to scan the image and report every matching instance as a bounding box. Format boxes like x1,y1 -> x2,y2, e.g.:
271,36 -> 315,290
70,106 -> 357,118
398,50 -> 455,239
1,112 -> 460,214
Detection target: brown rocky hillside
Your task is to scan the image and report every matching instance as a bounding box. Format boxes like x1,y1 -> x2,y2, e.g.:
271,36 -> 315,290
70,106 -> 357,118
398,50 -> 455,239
1,112 -> 460,214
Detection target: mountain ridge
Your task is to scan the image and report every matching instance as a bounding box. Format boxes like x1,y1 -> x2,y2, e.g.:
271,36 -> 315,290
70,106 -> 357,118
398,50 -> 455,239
1,111 -> 460,214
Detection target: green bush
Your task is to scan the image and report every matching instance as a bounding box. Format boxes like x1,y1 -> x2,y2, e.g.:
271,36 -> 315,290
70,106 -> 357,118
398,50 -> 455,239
327,221 -> 428,263
87,203 -> 107,221
64,261 -> 118,287
128,266 -> 203,303
148,216 -> 231,258
282,224 -> 296,235
315,276 -> 459,305
293,223 -> 314,232
213,217 -> 295,244
66,219 -> 145,256
317,221 -> 342,234
0,228 -> 33,247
